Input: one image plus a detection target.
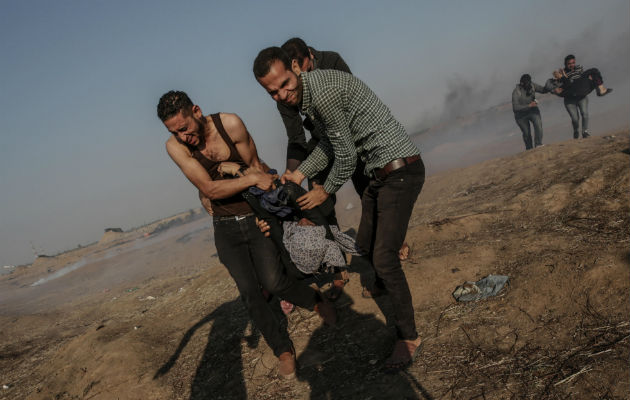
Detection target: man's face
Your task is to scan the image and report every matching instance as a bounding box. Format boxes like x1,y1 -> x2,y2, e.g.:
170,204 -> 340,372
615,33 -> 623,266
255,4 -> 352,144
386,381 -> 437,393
164,106 -> 205,146
566,58 -> 576,71
257,59 -> 303,107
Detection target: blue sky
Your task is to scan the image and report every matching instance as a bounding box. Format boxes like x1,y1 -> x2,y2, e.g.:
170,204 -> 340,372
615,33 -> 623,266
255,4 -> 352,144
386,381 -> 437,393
1,0 -> 628,265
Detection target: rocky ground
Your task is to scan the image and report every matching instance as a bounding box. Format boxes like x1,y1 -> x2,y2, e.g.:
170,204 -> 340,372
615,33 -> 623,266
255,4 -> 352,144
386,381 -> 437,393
1,133 -> 628,399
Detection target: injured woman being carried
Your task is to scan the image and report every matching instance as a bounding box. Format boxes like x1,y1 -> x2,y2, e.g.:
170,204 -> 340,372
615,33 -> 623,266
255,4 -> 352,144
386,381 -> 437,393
545,67 -> 613,98
211,160 -> 359,294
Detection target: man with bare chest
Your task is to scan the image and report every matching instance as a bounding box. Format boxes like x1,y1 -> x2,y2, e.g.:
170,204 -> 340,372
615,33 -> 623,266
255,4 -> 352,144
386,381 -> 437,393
156,91 -> 335,379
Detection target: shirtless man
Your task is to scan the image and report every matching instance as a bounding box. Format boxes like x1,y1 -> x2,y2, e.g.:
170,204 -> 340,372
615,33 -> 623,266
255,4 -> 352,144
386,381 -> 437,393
156,90 -> 335,379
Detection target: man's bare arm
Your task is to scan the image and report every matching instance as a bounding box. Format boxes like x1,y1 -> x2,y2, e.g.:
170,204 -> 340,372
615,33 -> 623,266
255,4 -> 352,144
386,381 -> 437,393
219,113 -> 266,172
165,136 -> 273,200
199,190 -> 213,216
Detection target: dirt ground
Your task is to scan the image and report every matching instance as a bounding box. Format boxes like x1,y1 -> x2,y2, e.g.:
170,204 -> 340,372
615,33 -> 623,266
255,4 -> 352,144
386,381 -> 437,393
1,133 -> 628,399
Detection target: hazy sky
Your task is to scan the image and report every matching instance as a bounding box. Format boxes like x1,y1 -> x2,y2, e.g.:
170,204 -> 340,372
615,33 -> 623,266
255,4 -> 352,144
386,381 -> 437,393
1,0 -> 628,266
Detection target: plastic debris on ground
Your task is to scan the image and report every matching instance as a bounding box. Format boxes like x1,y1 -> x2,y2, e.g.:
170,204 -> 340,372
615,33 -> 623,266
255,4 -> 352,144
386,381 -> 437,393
452,274 -> 509,302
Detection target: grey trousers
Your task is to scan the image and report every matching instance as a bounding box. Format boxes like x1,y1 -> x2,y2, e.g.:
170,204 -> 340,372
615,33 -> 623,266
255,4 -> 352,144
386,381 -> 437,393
564,96 -> 589,138
515,109 -> 543,150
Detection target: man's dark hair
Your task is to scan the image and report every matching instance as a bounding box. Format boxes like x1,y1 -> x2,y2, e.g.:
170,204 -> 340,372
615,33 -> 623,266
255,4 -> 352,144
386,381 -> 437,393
281,37 -> 310,62
253,47 -> 292,79
519,74 -> 532,85
564,54 -> 576,66
157,91 -> 193,122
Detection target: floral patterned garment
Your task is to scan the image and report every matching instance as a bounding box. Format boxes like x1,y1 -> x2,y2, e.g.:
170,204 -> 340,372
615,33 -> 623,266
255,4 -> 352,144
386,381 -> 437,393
282,221 -> 361,275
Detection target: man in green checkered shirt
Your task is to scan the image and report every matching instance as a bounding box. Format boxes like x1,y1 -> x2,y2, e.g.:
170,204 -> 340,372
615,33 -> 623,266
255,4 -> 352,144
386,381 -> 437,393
254,47 -> 426,371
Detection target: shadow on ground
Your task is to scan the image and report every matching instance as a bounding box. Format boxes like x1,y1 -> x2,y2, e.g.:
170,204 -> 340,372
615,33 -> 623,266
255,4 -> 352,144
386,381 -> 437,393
297,292 -> 433,399
155,299 -> 260,399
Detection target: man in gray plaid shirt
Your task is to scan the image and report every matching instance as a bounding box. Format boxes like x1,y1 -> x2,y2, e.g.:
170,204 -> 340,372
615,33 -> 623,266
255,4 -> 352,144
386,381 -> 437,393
253,46 -> 426,371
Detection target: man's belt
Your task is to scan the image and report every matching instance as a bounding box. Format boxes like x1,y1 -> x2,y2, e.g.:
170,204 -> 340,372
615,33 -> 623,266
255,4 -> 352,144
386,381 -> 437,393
373,155 -> 421,180
213,212 -> 255,222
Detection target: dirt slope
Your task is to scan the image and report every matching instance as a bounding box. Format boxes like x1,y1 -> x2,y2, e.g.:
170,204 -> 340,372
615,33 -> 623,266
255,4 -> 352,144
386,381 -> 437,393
1,133 -> 628,399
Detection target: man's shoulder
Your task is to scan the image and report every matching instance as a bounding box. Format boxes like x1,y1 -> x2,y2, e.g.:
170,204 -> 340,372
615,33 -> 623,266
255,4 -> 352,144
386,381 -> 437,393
165,134 -> 182,149
306,73 -> 354,113
215,112 -> 242,130
214,112 -> 249,143
306,69 -> 351,94
165,135 -> 192,159
314,48 -> 350,72
308,68 -> 352,82
318,50 -> 343,62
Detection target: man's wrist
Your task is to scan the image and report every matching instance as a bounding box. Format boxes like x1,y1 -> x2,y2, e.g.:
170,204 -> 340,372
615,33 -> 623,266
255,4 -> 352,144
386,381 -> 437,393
297,170 -> 307,183
294,168 -> 307,182
323,181 -> 340,195
315,184 -> 329,195
243,172 -> 257,186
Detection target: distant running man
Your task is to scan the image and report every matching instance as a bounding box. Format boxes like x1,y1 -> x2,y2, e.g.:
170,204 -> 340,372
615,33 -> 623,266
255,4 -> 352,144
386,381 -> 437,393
562,54 -> 590,139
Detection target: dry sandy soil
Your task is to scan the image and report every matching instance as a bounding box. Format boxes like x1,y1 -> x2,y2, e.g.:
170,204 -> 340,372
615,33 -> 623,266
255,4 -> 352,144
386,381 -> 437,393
1,133 -> 628,399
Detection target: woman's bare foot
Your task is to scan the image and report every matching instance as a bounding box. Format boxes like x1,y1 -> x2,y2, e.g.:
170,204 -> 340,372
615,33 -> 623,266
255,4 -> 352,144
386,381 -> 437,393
280,300 -> 294,315
597,85 -> 613,96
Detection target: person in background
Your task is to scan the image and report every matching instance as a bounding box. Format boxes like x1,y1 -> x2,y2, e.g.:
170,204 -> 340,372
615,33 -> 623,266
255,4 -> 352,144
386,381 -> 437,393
512,74 -> 546,150
562,54 -> 590,139
545,67 -> 612,99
